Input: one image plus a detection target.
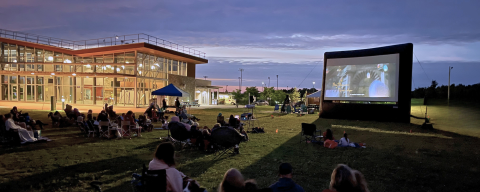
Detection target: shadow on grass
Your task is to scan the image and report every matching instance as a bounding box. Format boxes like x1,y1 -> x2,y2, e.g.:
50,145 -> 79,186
236,118 -> 480,192
0,154 -> 146,191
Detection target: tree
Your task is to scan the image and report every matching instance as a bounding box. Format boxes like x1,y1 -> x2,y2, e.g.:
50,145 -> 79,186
231,89 -> 247,105
271,90 -> 287,105
245,87 -> 260,98
290,87 -> 300,103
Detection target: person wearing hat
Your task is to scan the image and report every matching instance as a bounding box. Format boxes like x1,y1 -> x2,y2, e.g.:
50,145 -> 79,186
269,163 -> 305,192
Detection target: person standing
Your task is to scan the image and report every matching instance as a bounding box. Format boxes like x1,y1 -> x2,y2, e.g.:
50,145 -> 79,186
175,97 -> 180,112
270,163 -> 305,192
162,98 -> 167,110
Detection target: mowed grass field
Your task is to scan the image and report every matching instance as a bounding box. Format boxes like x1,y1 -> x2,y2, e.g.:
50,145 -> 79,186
1,101 -> 480,192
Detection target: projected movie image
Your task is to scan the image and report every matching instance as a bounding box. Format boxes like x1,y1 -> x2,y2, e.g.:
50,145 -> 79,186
324,63 -> 397,101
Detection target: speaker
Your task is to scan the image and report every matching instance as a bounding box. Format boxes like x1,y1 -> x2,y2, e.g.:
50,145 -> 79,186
250,96 -> 254,103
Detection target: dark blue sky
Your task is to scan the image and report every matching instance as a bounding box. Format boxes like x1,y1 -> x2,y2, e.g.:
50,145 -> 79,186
2,0 -> 480,91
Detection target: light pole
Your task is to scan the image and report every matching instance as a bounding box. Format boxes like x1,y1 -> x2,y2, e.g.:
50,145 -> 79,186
313,81 -> 315,89
448,66 -> 453,104
239,68 -> 244,92
203,76 -> 208,80
276,75 -> 278,90
238,77 -> 241,92
268,77 -> 270,87
262,82 -> 265,92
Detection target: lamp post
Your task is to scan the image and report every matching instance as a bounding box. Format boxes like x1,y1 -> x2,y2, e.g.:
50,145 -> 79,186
238,77 -> 241,92
262,82 -> 265,92
268,77 -> 270,87
276,75 -> 278,90
448,66 -> 453,105
239,68 -> 244,92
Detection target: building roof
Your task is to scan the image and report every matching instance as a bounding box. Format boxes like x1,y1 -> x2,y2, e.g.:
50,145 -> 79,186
0,28 -> 207,64
307,90 -> 322,98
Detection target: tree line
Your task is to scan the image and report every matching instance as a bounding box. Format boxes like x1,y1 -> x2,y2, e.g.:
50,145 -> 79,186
231,87 -> 318,105
411,80 -> 480,100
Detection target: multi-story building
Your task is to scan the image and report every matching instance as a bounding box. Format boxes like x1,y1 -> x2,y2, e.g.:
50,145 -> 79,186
0,29 -> 208,107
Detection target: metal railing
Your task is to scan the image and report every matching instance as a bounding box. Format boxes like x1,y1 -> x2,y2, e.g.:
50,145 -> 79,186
0,29 -> 206,59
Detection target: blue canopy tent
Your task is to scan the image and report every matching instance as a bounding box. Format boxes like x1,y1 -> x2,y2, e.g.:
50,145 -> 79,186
151,84 -> 190,97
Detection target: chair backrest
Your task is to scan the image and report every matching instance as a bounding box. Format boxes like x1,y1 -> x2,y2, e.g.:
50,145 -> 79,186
99,121 -> 110,127
168,122 -> 190,141
210,126 -> 242,147
302,123 -> 317,136
122,121 -> 131,126
274,104 -> 279,110
142,164 -> 167,192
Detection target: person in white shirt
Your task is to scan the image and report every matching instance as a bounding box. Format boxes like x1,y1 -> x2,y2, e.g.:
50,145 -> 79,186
338,133 -> 351,147
5,114 -> 37,144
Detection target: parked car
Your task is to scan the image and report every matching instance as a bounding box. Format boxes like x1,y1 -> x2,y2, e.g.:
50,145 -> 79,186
254,100 -> 269,105
294,101 -> 305,107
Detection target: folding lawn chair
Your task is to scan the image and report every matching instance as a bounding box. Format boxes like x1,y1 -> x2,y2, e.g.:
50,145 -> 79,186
86,121 -> 96,137
274,104 -> 279,112
98,121 -> 110,138
210,126 -> 243,160
300,123 -> 322,143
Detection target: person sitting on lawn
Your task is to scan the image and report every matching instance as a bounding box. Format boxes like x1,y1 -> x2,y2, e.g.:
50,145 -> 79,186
123,111 -> 135,130
149,142 -> 190,192
218,168 -> 245,192
270,163 -> 305,192
212,123 -> 221,132
338,133 -> 351,147
170,116 -> 191,131
228,115 -> 238,128
324,129 -> 335,141
4,113 -> 37,144
24,113 -> 47,130
97,110 -> 109,122
323,164 -> 368,192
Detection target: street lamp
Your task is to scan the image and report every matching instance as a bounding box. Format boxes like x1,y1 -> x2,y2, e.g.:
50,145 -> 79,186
448,66 -> 453,104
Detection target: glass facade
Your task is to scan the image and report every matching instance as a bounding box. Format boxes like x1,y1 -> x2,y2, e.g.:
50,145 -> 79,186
0,42 -> 190,107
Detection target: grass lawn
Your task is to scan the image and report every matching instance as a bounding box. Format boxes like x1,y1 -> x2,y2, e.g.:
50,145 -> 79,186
1,103 -> 480,191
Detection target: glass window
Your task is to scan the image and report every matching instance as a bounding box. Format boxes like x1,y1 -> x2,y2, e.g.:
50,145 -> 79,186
19,76 -> 25,84
104,54 -> 113,63
9,44 -> 17,62
84,77 -> 94,86
172,60 -> 178,74
55,65 -> 63,72
44,50 -> 53,62
63,54 -> 73,63
26,64 -> 35,71
26,47 -> 34,62
74,57 -> 83,63
37,64 -> 43,71
54,52 -> 63,62
125,52 -> 135,57
37,77 -> 44,84
94,56 -> 103,63
18,46 -> 25,62
56,77 -> 62,85
10,76 -> 17,84
125,65 -> 135,75
83,64 -> 93,73
83,57 -> 93,64
36,49 -> 44,62
114,53 -> 125,63
27,77 -> 34,84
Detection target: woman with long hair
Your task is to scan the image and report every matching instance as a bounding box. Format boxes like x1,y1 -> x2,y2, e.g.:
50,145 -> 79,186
218,168 -> 245,192
148,142 -> 185,192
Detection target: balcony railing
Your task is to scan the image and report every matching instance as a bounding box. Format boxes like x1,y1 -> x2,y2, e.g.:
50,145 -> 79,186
0,28 -> 206,59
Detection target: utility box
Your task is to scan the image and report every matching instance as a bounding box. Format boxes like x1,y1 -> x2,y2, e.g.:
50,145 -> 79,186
50,96 -> 56,111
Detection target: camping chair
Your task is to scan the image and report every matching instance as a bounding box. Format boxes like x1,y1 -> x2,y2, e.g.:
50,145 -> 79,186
286,105 -> 292,114
86,121 -> 96,137
122,121 -> 135,137
300,123 -> 322,143
98,121 -> 110,138
274,104 -> 279,112
168,122 -> 191,150
210,126 -> 243,160
132,164 -> 167,192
